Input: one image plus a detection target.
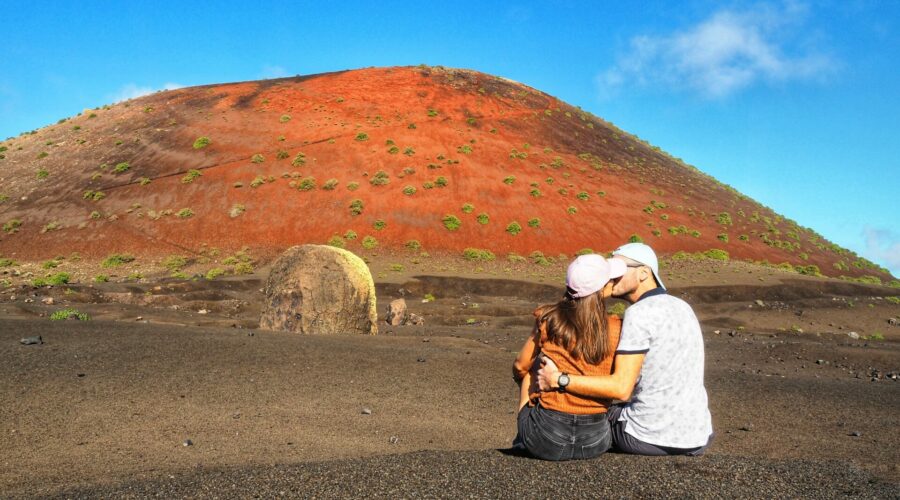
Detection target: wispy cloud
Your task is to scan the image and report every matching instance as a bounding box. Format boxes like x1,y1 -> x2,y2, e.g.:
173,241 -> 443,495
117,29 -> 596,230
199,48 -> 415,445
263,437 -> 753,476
109,82 -> 184,103
599,2 -> 835,99
862,226 -> 900,276
260,65 -> 289,79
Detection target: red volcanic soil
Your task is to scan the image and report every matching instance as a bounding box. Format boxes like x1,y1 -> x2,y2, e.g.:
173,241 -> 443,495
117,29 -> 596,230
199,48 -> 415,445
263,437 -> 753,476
0,66 -> 891,280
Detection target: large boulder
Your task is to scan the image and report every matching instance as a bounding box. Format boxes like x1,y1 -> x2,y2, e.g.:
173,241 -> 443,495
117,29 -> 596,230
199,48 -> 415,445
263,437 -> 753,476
259,245 -> 377,335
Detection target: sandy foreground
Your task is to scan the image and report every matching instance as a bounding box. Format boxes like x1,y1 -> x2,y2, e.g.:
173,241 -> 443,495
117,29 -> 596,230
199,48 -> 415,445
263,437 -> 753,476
1,260 -> 898,498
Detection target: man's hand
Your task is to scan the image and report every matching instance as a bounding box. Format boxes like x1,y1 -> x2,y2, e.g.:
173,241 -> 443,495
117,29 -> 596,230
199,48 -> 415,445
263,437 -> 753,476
537,356 -> 560,391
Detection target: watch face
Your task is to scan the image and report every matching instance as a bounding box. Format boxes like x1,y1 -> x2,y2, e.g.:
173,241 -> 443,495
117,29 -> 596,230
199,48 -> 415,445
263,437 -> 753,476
559,374 -> 569,387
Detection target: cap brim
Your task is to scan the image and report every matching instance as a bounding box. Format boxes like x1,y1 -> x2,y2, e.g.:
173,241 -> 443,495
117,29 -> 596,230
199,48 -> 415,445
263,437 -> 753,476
608,257 -> 627,279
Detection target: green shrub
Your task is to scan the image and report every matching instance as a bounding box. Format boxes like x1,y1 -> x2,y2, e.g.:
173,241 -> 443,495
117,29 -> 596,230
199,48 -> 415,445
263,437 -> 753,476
0,258 -> 16,267
139,177 -> 152,185
388,146 -> 400,154
373,219 -> 386,231
704,249 -> 729,261
408,123 -> 416,129
422,181 -> 435,189
795,264 -> 822,276
42,259 -> 60,269
738,234 -> 749,241
102,253 -> 135,268
36,169 -> 50,179
205,268 -> 226,280
507,253 -> 526,263
251,154 -> 265,164
35,272 -> 70,286
530,251 -> 550,266
327,235 -> 346,248
355,132 -> 369,142
716,212 -> 733,226
404,147 -> 415,156
182,169 -> 202,183
50,308 -> 89,321
276,150 -> 290,160
193,137 -> 210,149
506,221 -> 522,235
652,229 -> 662,237
37,151 -> 49,159
427,108 -> 438,117
113,162 -> 130,173
390,264 -> 404,272
322,178 -> 338,190
476,213 -> 489,225
347,181 -> 360,191
717,233 -> 729,243
403,185 -> 416,196
528,218 -> 541,228
162,255 -> 187,271
503,175 -> 516,185
576,192 -> 590,201
3,219 -> 21,233
434,176 -> 448,187
370,171 -> 390,186
94,275 -> 109,283
297,177 -> 316,191
457,145 -> 472,154
530,189 -> 541,197
344,230 -> 358,240
463,248 -> 495,261
177,208 -> 194,218
575,248 -> 594,256
461,203 -> 474,213
567,206 -> 578,215
292,152 -> 307,167
362,236 -> 378,249
280,114 -> 291,123
349,199 -> 364,216
405,240 -> 421,250
443,215 -> 462,231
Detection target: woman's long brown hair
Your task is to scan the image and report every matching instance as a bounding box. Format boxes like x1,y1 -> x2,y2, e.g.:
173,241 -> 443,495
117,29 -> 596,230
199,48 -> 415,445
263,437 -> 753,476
540,291 -> 611,364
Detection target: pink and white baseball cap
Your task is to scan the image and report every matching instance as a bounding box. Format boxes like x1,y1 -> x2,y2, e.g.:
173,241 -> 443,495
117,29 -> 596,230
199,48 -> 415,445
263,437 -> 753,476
565,254 -> 627,298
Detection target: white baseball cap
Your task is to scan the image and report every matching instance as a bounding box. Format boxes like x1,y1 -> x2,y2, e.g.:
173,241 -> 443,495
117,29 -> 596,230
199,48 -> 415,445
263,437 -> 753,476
612,243 -> 666,290
566,254 -> 627,298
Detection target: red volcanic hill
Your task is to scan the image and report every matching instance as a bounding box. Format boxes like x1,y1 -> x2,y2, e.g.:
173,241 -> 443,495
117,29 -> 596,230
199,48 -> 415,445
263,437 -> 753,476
0,66 -> 891,280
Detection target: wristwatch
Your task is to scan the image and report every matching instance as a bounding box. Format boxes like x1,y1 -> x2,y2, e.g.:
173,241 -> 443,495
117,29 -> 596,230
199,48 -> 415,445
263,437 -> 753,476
557,372 -> 570,392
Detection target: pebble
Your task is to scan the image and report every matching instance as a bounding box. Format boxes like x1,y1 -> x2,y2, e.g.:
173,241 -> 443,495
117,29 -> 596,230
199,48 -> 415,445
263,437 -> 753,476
20,336 -> 42,345
388,436 -> 399,444
361,408 -> 372,415
41,297 -> 54,305
847,331 -> 859,340
755,300 -> 765,307
198,309 -> 209,315
183,439 -> 193,447
416,357 -> 426,363
739,425 -> 753,432
816,359 -> 825,365
849,431 -> 862,437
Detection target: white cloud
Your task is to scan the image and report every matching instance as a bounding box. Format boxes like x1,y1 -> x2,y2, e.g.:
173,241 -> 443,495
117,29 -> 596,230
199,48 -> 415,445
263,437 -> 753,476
110,82 -> 184,103
862,226 -> 900,276
599,2 -> 835,99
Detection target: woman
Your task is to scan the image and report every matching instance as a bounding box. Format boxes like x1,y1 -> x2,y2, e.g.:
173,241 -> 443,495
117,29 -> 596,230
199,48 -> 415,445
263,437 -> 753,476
512,254 -> 626,460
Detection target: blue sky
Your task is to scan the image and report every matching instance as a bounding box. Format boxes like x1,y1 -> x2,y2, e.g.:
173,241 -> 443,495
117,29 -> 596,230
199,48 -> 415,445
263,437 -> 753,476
2,1 -> 897,276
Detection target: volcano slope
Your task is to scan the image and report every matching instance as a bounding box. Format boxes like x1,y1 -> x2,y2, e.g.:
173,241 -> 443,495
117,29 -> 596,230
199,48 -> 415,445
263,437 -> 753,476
0,65 -> 891,283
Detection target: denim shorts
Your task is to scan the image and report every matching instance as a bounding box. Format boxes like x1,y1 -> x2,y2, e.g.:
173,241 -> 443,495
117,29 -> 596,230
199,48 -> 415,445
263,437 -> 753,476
513,402 -> 612,461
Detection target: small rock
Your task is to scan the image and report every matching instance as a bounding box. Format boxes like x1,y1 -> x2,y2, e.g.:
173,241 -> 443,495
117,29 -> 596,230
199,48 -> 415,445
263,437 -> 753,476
388,436 -> 399,444
24,298 -> 33,303
739,425 -> 753,432
755,300 -> 765,307
416,357 -> 426,363
183,439 -> 193,446
77,373 -> 85,378
847,331 -> 859,340
407,313 -> 425,326
816,359 -> 825,365
20,336 -> 42,345
361,408 -> 372,415
713,330 -> 720,335
9,295 -> 15,300
849,431 -> 862,437
198,309 -> 209,315
889,318 -> 899,327
41,297 -> 54,305
135,316 -> 143,321
386,299 -> 408,326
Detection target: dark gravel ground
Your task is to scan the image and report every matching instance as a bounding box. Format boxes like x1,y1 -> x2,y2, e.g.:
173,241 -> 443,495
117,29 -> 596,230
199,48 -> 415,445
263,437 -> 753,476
2,273 -> 898,498
48,450 -> 898,499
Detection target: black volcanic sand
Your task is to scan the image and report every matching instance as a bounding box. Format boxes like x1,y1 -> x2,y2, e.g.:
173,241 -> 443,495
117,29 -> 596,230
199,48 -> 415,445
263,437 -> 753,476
1,272 -> 899,498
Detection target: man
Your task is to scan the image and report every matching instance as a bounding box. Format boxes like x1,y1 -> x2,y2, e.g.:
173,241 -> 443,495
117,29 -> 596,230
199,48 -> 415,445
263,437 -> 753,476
537,243 -> 713,455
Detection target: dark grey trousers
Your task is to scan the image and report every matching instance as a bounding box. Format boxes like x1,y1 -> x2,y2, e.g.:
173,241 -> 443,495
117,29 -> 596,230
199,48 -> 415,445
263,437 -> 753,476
607,404 -> 712,456
513,402 -> 612,461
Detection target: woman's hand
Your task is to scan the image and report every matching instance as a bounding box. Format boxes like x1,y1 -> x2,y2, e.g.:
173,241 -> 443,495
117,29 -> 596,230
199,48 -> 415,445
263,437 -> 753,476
537,356 -> 561,391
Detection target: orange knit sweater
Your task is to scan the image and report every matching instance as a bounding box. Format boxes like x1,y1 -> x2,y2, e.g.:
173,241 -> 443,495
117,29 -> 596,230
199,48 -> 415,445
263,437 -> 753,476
514,314 -> 621,415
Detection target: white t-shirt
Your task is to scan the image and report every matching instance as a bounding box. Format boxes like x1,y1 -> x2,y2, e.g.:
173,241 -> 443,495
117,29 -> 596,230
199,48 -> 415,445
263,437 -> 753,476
616,291 -> 713,448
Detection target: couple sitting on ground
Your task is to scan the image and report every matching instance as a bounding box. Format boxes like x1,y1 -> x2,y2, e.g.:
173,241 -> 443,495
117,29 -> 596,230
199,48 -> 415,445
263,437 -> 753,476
512,243 -> 713,460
